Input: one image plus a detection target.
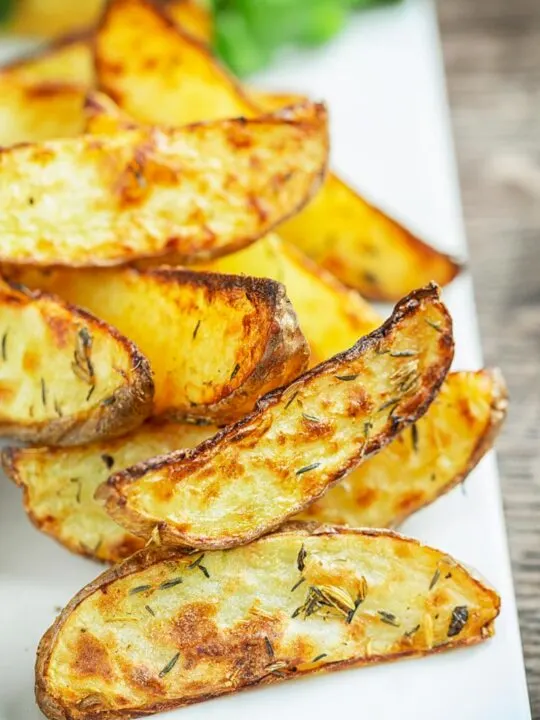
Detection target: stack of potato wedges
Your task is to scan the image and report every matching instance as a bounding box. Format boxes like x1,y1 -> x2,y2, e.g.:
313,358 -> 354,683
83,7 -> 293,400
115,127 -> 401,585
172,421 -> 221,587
0,2 -> 507,718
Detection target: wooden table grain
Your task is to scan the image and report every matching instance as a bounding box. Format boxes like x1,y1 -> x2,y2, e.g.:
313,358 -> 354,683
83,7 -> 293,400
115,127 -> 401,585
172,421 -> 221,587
438,1 -> 540,715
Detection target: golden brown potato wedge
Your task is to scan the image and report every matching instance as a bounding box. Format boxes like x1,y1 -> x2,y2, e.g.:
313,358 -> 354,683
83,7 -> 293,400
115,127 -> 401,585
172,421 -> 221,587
35,528 -> 500,720
202,234 -> 381,364
0,102 -> 328,267
0,30 -> 94,85
3,369 -> 504,564
98,285 -> 454,549
96,0 -> 255,124
0,78 -> 86,145
0,267 -> 309,422
6,1 -> 100,36
2,422 -> 215,563
299,369 -> 508,527
0,1 -> 209,86
0,278 -> 152,446
280,174 -> 461,301
95,0 -> 460,300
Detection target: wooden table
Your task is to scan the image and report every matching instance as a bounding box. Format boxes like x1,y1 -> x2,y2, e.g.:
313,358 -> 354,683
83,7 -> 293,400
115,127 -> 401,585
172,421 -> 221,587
438,1 -> 540,715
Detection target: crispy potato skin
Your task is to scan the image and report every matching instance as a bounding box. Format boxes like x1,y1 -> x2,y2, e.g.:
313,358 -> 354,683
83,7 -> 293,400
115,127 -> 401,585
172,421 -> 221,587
2,369 -> 504,563
99,285 -> 454,549
35,527 -> 500,720
2,422 -> 215,563
0,279 -> 153,446
299,369 -> 508,526
203,234 -> 381,365
0,266 -> 309,423
0,103 -> 328,267
95,0 -> 460,300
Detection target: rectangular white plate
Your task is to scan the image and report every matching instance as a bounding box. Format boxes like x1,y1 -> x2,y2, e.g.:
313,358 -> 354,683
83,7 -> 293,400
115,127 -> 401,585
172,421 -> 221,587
0,0 -> 531,718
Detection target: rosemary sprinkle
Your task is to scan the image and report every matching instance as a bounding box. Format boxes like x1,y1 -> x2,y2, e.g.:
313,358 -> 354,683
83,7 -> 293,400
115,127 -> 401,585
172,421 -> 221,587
159,652 -> 180,678
429,568 -> 441,591
295,462 -> 320,476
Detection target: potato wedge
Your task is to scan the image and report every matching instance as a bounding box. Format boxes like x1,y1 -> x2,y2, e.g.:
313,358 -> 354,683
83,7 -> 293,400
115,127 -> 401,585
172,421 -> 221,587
2,422 -> 215,563
202,234 -> 381,364
0,1 -> 209,86
0,267 -> 309,422
0,78 -> 86,145
0,278 -> 152,445
98,285 -> 453,549
95,0 -> 460,300
0,30 -> 94,85
0,102 -> 327,267
36,527 -> 500,720
299,369 -> 508,527
3,369 -> 504,564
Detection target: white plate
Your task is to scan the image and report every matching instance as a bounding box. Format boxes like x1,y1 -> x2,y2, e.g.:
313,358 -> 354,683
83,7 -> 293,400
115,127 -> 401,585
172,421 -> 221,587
0,1 -> 531,718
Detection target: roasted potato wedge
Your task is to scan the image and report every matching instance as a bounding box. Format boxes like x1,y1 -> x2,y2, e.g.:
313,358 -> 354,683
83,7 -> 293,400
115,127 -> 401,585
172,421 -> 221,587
280,174 -> 461,301
202,234 -> 381,364
98,285 -> 454,549
0,278 -> 152,445
0,266 -> 309,422
3,422 -> 215,563
0,102 -> 327,267
36,527 -> 500,720
299,369 -> 508,527
0,78 -> 86,145
95,0 -> 460,300
3,369 -> 504,564
0,1 -> 209,86
0,30 -> 94,85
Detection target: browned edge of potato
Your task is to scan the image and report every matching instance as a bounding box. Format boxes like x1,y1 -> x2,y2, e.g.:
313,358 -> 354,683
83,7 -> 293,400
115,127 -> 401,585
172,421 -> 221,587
98,284 -> 454,549
0,278 -> 153,445
0,266 -> 310,423
35,527 -> 500,720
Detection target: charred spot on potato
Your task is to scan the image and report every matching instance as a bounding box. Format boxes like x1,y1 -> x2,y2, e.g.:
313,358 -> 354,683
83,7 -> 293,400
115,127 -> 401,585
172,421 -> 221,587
101,454 -> 115,470
447,605 -> 469,637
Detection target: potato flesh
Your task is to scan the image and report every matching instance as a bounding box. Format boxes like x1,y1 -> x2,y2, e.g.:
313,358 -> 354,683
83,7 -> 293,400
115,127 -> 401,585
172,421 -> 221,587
0,283 -> 138,426
96,0 -> 459,300
1,266 -> 308,420
40,532 -> 499,718
0,107 -> 327,266
7,423 -> 214,562
203,234 -> 381,364
101,287 -> 453,547
0,38 -> 94,85
0,79 -> 85,145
